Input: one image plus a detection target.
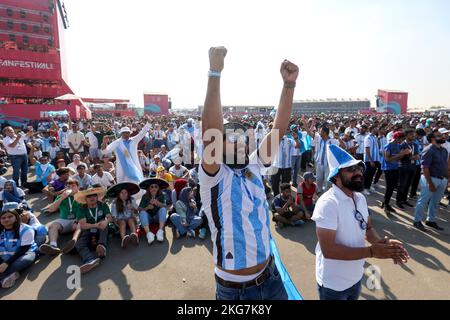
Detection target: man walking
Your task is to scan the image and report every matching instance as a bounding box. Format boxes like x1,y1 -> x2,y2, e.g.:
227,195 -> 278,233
413,131 -> 448,232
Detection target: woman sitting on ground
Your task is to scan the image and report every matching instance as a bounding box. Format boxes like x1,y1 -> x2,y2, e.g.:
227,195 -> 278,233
0,180 -> 30,212
107,182 -> 140,248
0,208 -> 38,289
170,187 -> 203,238
138,178 -> 168,245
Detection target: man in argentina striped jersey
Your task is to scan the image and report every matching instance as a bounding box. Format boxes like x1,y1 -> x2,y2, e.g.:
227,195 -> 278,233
199,46 -> 299,300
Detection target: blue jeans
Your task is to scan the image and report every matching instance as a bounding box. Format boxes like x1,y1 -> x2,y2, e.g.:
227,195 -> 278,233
139,208 -> 167,227
9,154 -> 28,187
215,259 -> 288,300
414,176 -> 448,223
0,251 -> 36,282
291,155 -> 302,185
170,214 -> 203,235
318,280 -> 362,300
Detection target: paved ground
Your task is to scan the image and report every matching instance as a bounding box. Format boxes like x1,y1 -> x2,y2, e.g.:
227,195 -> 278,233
1,169 -> 449,300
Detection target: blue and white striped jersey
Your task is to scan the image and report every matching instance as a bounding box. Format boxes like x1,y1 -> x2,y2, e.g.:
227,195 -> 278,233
199,151 -> 272,271
313,135 -> 339,166
355,133 -> 367,154
272,137 -> 296,168
364,134 -> 381,162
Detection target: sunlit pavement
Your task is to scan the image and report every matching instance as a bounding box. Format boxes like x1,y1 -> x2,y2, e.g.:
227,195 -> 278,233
1,171 -> 449,300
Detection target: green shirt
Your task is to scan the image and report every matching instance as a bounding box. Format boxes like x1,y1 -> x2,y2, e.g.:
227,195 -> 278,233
139,194 -> 166,216
55,195 -> 81,220
77,202 -> 111,224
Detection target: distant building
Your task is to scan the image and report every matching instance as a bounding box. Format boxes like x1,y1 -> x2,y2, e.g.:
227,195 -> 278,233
144,93 -> 171,116
292,98 -> 371,115
376,90 -> 408,115
198,105 -> 273,114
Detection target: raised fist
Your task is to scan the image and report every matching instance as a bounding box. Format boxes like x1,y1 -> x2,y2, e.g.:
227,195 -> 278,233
209,46 -> 227,72
280,60 -> 299,83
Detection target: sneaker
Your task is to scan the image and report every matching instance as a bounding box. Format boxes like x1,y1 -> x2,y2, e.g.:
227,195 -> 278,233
187,230 -> 196,238
175,229 -> 181,239
363,190 -> 371,196
80,258 -> 101,274
409,194 -> 417,200
1,272 -> 20,289
61,239 -> 76,254
147,232 -> 155,245
121,235 -> 130,248
130,233 -> 139,246
199,228 -> 207,240
96,244 -> 107,258
39,243 -> 61,256
156,229 -> 164,242
403,201 -> 414,208
425,221 -> 444,231
439,202 -> 448,208
413,221 -> 427,232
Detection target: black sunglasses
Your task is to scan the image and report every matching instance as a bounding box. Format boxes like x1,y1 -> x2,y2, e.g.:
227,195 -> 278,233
354,209 -> 368,230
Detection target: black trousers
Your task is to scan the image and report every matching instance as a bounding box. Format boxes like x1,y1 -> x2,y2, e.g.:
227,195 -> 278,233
396,165 -> 415,204
364,161 -> 381,189
27,181 -> 45,194
271,168 -> 292,196
409,165 -> 422,197
301,150 -> 312,171
373,165 -> 383,185
384,170 -> 399,205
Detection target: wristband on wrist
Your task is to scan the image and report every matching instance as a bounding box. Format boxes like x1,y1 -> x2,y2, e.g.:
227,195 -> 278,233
284,81 -> 296,89
208,70 -> 221,78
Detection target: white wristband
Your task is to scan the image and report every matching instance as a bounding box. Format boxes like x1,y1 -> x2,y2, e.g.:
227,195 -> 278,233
208,70 -> 221,78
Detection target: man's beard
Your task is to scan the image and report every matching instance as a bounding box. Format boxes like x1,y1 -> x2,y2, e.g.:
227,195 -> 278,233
341,174 -> 365,192
223,144 -> 249,170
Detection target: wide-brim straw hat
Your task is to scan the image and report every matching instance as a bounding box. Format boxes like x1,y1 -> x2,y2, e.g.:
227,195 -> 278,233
74,187 -> 107,204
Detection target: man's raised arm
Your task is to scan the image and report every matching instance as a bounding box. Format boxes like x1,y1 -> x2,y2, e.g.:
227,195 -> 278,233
259,60 -> 299,165
201,47 -> 227,175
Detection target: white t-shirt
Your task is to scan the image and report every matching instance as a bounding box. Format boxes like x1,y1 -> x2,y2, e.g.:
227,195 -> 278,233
0,187 -> 26,201
68,131 -> 85,153
91,172 -> 115,188
3,135 -> 27,155
67,161 -> 88,173
169,165 -> 188,178
312,184 -> 369,291
85,132 -> 99,149
444,141 -> 450,160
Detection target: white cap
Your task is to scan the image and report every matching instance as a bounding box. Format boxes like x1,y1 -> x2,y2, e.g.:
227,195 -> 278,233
119,127 -> 131,135
438,128 -> 450,134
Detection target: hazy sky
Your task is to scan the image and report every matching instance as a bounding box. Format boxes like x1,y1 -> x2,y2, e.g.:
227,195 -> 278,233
62,0 -> 450,110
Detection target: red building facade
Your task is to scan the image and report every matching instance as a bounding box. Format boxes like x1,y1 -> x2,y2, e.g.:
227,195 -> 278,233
0,0 -> 90,122
376,90 -> 409,115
